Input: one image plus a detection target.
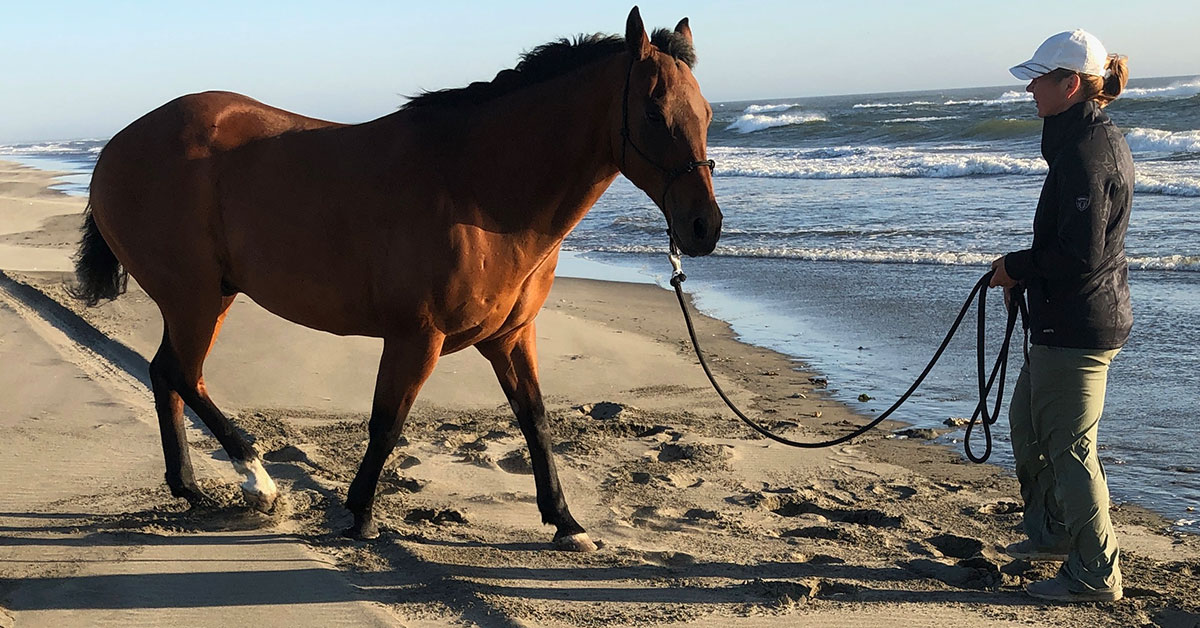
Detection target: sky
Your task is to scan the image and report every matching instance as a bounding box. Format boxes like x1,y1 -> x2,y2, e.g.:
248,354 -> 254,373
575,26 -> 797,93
2,0 -> 1198,142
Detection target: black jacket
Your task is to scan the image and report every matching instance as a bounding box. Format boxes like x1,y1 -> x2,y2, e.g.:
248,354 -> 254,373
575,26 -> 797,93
1004,100 -> 1134,349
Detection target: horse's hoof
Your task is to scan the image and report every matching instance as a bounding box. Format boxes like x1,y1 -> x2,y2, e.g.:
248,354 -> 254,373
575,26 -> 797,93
234,457 -> 278,514
554,532 -> 598,552
342,520 -> 380,540
241,486 -> 278,514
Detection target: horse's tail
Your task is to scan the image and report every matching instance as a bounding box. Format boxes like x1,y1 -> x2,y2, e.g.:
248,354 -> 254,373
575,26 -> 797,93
71,204 -> 127,306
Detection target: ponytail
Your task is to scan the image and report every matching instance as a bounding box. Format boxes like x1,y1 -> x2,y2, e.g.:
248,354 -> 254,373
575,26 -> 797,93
1080,54 -> 1129,107
1100,54 -> 1129,106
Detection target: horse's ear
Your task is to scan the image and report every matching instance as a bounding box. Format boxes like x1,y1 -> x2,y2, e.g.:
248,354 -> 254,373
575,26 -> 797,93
674,17 -> 693,45
625,6 -> 651,60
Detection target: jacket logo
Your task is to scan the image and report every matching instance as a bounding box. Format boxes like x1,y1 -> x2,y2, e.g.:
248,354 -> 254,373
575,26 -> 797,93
1075,196 -> 1090,212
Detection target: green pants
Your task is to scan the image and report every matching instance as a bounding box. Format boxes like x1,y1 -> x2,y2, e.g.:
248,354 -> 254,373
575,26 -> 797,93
1008,344 -> 1121,591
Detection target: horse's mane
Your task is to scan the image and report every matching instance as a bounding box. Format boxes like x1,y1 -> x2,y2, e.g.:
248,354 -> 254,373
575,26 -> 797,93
403,28 -> 696,110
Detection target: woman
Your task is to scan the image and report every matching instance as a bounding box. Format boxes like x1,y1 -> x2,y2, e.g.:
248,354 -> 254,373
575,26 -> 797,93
990,29 -> 1132,603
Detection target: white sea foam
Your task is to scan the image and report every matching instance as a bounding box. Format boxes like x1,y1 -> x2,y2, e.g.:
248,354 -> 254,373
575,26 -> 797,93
1125,128 -> 1200,153
1123,78 -> 1200,100
0,140 -> 105,155
1128,255 -> 1200,271
852,101 -> 936,109
743,103 -> 801,113
706,144 -> 1200,197
1134,172 -> 1200,197
709,145 -> 1046,179
945,91 -> 1032,106
721,247 -> 1000,266
726,112 -> 828,134
881,116 -> 962,124
568,243 -> 1200,272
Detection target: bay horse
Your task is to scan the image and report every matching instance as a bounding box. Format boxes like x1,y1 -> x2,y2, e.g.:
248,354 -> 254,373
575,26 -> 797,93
73,7 -> 720,551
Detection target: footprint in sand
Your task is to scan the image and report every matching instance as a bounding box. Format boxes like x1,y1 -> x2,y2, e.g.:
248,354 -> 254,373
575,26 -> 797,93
977,500 -> 1022,515
866,482 -> 918,500
458,451 -> 500,470
378,470 -> 428,495
772,500 -> 905,528
924,533 -> 984,559
405,508 -> 468,525
497,449 -> 533,474
458,438 -> 489,452
656,442 -> 732,464
782,526 -> 858,542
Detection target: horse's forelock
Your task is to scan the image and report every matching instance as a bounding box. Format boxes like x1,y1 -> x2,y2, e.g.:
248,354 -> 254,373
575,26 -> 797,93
650,28 -> 696,69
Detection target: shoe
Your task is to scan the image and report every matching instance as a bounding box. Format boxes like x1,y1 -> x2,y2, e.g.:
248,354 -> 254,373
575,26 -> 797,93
1005,539 -> 1068,562
1026,575 -> 1122,603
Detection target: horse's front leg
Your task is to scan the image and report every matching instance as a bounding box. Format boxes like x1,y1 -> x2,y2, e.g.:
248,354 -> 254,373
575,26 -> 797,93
344,334 -> 444,539
477,323 -> 597,552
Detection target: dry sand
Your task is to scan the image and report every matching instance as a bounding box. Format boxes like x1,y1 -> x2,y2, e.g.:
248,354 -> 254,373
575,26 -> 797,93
1,158 -> 1197,627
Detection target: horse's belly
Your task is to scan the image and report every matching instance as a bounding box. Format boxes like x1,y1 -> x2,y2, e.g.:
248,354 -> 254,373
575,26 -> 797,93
228,241 -> 388,337
243,287 -> 385,338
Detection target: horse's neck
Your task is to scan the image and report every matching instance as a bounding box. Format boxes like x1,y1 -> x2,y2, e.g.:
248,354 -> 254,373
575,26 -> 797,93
441,57 -> 626,249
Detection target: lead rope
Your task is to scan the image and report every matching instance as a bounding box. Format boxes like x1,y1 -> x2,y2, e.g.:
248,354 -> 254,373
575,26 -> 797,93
667,244 -> 1026,463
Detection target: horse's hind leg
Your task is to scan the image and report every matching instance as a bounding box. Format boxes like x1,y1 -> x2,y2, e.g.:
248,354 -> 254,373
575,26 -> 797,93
154,295 -> 278,512
477,324 -> 596,552
150,327 -> 206,506
344,335 -> 443,539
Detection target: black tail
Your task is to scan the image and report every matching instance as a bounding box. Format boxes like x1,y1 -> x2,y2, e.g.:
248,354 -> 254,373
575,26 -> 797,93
71,205 -> 127,306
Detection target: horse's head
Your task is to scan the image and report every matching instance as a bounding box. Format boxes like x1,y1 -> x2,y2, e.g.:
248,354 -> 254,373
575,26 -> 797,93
616,7 -> 722,257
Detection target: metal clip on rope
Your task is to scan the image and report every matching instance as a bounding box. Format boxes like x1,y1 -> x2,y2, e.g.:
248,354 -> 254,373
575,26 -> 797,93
668,240 -> 687,287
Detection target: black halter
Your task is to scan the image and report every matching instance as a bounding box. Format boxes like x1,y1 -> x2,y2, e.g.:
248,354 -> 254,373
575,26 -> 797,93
618,55 -> 715,225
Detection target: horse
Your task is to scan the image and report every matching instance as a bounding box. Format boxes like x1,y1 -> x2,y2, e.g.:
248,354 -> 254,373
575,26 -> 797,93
73,6 -> 721,552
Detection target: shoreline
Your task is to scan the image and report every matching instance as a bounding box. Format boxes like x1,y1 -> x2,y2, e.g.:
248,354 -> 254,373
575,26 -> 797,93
2,159 -> 1197,626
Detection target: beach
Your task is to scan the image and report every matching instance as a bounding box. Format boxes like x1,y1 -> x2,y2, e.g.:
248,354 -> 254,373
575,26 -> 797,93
1,158 -> 1198,627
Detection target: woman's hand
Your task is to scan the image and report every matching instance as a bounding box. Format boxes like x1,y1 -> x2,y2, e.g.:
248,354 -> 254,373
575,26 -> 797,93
990,256 -> 1017,288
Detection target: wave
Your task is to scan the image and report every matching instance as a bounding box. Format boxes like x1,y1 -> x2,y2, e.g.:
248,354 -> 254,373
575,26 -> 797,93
1127,254 -> 1200,270
1134,172 -> 1200,197
0,140 -> 106,155
744,103 -> 801,113
1123,78 -> 1200,100
881,116 -> 962,124
709,145 -> 1046,179
726,112 -> 828,134
565,244 -> 1200,271
852,101 -> 936,109
945,91 -> 1031,106
1125,128 -> 1200,153
708,145 -> 1200,195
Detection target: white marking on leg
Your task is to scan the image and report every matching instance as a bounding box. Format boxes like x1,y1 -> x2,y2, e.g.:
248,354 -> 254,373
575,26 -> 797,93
556,532 -> 598,552
233,457 -> 278,510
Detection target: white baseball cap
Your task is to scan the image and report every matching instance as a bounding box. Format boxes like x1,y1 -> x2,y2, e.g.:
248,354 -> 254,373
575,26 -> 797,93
1010,29 -> 1108,80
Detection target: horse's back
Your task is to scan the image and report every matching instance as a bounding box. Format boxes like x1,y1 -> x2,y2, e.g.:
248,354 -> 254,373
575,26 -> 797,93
88,92 -> 342,303
102,91 -> 336,160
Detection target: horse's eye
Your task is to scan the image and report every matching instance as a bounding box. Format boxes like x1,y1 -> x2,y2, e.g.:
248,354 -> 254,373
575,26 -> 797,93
645,107 -> 666,123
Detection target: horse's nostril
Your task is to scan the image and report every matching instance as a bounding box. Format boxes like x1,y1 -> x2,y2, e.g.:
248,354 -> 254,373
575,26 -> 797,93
693,217 -> 707,240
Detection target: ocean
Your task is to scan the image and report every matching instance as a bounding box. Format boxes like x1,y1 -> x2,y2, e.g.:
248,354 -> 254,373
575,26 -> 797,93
3,74 -> 1198,533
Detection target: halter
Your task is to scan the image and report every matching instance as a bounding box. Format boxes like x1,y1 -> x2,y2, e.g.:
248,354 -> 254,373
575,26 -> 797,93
618,54 -> 715,245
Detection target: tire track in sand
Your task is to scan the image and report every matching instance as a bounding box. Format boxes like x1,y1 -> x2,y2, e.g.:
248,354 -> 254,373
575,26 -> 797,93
0,270 -> 153,415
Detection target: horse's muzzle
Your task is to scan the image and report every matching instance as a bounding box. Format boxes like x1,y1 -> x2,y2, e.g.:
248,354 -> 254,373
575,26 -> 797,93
676,207 -> 722,256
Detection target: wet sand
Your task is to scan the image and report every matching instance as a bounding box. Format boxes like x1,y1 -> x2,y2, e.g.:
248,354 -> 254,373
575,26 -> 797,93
1,159 -> 1197,627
